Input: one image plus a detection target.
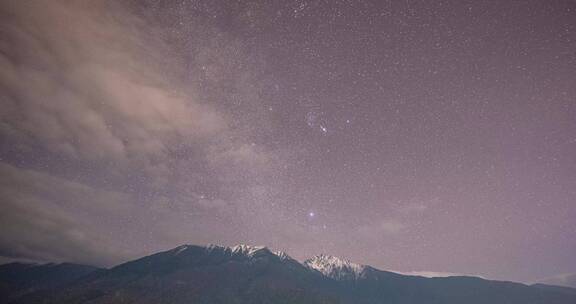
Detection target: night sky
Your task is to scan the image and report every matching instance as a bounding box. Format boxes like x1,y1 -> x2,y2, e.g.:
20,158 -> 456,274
1,0 -> 575,284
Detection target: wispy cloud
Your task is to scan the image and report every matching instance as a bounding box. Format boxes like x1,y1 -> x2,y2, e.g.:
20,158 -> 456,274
0,1 -> 286,265
537,273 -> 576,288
394,270 -> 484,279
0,162 -> 134,265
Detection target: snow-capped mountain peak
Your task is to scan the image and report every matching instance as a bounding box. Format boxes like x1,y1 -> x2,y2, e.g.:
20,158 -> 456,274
168,244 -> 299,265
304,254 -> 367,280
231,244 -> 269,256
273,250 -> 288,259
171,244 -> 192,255
273,250 -> 296,261
230,245 -> 297,261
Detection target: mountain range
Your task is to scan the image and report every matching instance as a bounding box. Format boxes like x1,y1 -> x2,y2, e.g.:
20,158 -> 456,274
2,244 -> 576,304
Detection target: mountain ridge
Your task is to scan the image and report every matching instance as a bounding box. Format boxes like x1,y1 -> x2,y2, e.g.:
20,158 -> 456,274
2,243 -> 576,304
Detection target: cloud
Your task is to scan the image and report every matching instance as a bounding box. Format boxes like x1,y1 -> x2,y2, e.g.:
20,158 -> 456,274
0,1 -> 291,265
538,273 -> 576,288
356,219 -> 406,237
0,0 -> 343,267
394,270 -> 483,279
0,1 -> 226,183
0,163 -> 134,265
399,197 -> 441,215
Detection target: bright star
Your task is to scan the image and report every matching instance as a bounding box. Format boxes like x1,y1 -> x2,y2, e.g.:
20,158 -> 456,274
309,212 -> 315,218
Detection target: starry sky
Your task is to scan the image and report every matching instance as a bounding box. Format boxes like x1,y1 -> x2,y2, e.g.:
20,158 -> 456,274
1,0 -> 575,284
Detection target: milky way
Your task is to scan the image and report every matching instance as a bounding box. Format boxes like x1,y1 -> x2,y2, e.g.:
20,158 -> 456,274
0,0 -> 575,283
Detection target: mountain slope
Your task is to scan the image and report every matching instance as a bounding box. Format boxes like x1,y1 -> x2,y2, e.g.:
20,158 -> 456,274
11,245 -> 339,304
0,262 -> 101,302
5,244 -> 576,304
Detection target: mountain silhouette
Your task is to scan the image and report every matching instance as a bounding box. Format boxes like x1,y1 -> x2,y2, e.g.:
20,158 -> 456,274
2,244 -> 576,304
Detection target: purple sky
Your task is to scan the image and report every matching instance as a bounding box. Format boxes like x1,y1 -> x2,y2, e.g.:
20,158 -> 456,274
1,0 -> 575,283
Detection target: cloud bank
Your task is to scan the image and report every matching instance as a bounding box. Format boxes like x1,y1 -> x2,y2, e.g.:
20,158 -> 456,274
0,0 -> 284,265
538,273 -> 576,289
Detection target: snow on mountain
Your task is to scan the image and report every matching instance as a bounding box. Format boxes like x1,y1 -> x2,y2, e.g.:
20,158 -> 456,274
273,250 -> 295,261
169,244 -> 376,280
198,245 -> 366,279
6,246 -> 576,304
231,244 -> 268,256
170,244 -> 297,262
304,254 -> 367,280
172,245 -> 191,255
170,244 -> 479,282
